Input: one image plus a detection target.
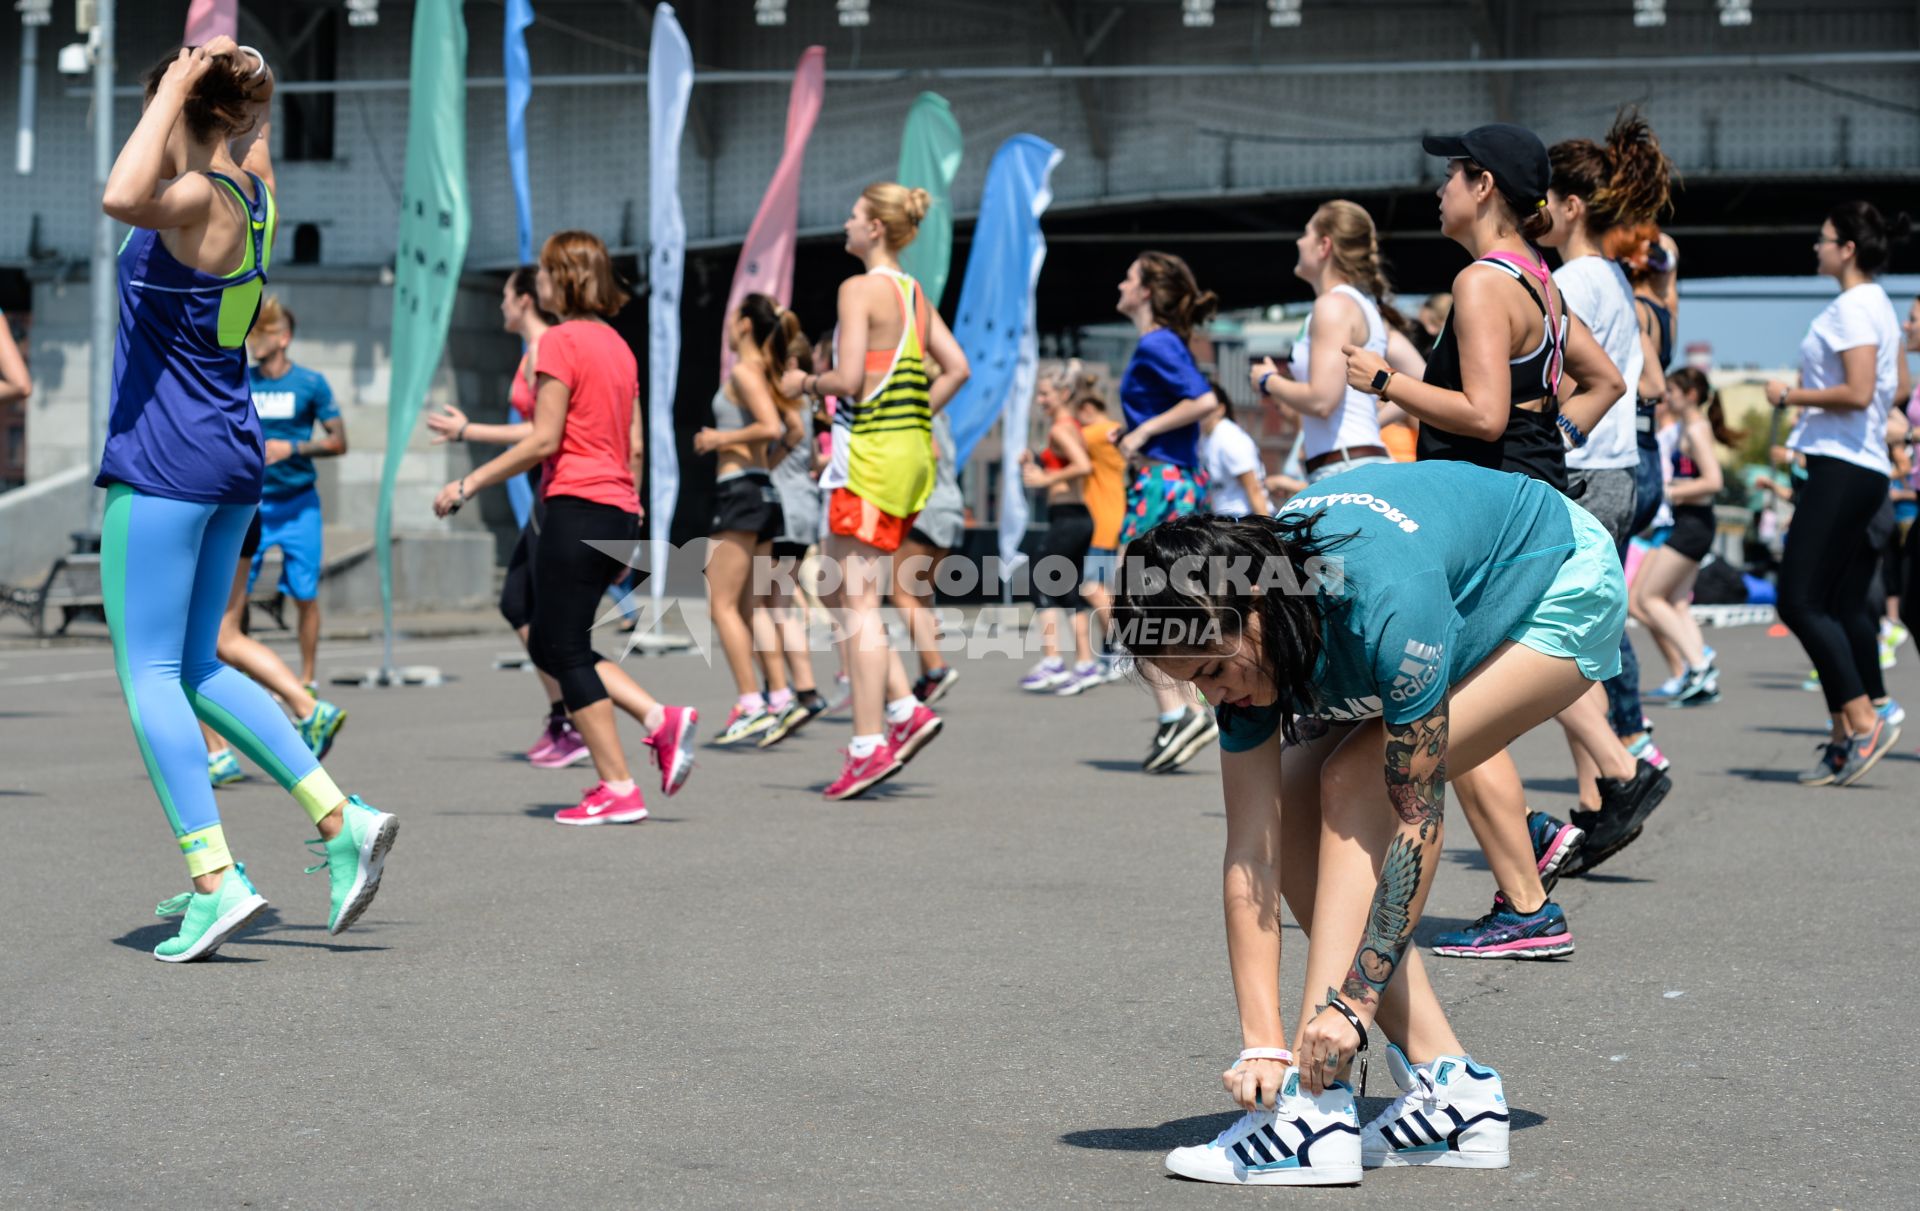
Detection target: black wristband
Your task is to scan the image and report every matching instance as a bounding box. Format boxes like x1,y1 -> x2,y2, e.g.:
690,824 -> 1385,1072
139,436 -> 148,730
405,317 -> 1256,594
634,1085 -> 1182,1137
1324,996 -> 1369,1051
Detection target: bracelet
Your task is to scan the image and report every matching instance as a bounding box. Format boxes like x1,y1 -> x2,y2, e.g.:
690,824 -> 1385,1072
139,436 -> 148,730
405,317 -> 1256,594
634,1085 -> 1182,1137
1257,370 -> 1276,397
1233,1047 -> 1294,1068
1777,387 -> 1791,410
1321,996 -> 1369,1051
1554,413 -> 1589,449
456,421 -> 470,442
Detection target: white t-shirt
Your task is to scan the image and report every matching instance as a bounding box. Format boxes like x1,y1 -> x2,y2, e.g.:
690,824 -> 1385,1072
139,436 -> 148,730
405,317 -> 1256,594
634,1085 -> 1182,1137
1199,418 -> 1263,517
1787,282 -> 1897,476
1554,255 -> 1641,471
1287,284 -> 1388,458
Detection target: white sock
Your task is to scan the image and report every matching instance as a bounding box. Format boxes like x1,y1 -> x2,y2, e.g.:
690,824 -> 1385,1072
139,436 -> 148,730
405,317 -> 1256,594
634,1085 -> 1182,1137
603,779 -> 636,797
885,696 -> 917,725
642,704 -> 667,732
850,733 -> 884,758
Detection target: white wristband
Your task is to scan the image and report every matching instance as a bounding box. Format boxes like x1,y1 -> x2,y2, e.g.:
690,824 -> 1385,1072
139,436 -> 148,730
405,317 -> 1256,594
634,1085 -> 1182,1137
1233,1047 -> 1293,1068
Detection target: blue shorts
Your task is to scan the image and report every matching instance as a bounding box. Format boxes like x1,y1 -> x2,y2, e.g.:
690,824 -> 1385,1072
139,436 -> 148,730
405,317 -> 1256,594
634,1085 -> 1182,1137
1505,492 -> 1627,683
248,487 -> 323,601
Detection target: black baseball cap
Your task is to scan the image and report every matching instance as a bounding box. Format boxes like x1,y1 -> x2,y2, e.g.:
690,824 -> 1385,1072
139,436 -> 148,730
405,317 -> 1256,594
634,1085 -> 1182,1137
1423,124 -> 1550,211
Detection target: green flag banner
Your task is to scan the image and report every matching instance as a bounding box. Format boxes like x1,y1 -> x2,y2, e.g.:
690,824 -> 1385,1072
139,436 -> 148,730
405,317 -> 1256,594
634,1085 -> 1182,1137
376,0 -> 472,674
895,92 -> 963,310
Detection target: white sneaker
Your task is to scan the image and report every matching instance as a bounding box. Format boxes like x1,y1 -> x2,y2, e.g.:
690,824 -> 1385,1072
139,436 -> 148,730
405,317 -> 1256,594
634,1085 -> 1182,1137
1360,1045 -> 1510,1169
1163,1068 -> 1362,1185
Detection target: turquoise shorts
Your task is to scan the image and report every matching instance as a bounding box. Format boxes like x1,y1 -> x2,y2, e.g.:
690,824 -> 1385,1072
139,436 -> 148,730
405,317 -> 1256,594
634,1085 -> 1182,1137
1505,492 -> 1627,682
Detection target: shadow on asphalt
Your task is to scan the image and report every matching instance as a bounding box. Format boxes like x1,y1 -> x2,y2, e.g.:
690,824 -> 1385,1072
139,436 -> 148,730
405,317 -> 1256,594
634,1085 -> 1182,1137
1060,1103 -> 1546,1152
0,789 -> 42,796
111,908 -> 389,957
1749,725 -> 1831,737
1727,766 -> 1810,783
1521,777 -> 1579,795
1081,758 -> 1211,774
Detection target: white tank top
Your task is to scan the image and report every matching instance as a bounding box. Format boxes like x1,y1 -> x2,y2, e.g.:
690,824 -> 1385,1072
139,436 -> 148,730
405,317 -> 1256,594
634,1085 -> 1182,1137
1287,283 -> 1388,458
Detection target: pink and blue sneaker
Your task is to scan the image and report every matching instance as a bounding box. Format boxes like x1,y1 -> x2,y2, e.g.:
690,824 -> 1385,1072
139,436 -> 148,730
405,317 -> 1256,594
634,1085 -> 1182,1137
1430,892 -> 1573,960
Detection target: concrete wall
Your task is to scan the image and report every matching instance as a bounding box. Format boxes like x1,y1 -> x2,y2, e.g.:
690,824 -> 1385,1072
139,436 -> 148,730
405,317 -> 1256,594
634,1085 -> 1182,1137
0,462 -> 90,586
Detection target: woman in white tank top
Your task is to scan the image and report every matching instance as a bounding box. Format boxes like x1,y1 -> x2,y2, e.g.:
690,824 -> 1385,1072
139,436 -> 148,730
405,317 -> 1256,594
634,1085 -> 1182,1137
1251,200 -> 1426,484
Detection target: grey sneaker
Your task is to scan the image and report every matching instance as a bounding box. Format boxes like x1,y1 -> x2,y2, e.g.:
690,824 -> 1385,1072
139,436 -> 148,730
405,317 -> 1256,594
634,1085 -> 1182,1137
1835,718 -> 1901,788
1798,740 -> 1848,787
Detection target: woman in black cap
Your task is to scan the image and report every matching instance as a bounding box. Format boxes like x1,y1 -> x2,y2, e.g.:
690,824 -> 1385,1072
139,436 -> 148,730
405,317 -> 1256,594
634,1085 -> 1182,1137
1337,126 -> 1665,973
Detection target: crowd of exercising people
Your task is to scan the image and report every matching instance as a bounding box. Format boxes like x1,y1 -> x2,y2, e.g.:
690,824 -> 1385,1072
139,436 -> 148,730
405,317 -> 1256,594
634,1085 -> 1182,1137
97,41 -> 1910,1187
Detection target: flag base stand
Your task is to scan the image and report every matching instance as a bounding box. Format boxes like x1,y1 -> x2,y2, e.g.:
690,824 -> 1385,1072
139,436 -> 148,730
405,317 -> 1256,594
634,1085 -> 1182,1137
333,665 -> 445,688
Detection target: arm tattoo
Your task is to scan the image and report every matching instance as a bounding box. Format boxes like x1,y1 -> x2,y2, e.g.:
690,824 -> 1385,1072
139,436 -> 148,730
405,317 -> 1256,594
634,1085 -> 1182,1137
1383,707 -> 1447,840
1337,706 -> 1448,1010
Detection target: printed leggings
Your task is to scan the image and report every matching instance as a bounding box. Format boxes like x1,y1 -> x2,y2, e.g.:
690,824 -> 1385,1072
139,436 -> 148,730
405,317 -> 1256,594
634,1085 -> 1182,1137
102,484 -> 343,877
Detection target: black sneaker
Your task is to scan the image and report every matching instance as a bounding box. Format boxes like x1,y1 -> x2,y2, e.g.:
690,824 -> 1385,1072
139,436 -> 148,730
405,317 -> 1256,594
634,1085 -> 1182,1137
913,666 -> 960,705
1565,759 -> 1670,875
1143,707 -> 1218,773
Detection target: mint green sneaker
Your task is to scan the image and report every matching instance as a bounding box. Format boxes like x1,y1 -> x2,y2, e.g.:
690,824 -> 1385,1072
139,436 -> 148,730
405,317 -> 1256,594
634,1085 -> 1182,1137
152,863 -> 269,963
305,796 -> 398,935
296,700 -> 347,760
207,748 -> 245,787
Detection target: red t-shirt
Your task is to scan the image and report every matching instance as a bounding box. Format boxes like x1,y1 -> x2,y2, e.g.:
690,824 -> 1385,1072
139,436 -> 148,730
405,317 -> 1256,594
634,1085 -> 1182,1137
536,320 -> 639,511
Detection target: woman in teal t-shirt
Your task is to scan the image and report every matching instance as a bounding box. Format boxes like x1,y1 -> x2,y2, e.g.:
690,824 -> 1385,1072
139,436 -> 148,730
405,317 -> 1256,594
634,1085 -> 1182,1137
1110,460 -> 1626,1186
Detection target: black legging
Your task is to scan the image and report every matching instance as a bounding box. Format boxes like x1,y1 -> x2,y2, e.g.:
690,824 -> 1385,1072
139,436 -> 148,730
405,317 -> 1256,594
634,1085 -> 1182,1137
1035,502 -> 1095,611
498,498 -> 546,631
527,495 -> 639,711
1777,455 -> 1890,712
1903,510 -> 1920,643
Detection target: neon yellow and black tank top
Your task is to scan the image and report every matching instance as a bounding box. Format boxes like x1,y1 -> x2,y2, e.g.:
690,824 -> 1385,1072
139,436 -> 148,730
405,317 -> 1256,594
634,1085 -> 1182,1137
842,267 -> 936,518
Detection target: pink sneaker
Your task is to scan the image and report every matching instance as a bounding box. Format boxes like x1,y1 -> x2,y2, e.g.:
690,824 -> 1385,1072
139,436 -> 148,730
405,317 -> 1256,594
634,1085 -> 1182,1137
554,782 -> 648,825
529,720 -> 590,769
526,716 -> 562,764
823,741 -> 901,801
645,705 -> 698,796
886,703 -> 943,766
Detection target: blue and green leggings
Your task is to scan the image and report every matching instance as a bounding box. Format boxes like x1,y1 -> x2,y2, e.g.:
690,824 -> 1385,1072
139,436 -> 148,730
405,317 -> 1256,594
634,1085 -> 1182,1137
102,483 -> 344,877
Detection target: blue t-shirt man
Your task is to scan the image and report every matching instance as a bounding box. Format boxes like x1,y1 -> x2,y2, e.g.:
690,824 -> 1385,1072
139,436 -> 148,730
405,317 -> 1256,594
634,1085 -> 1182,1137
1214,461 -> 1623,750
251,363 -> 337,500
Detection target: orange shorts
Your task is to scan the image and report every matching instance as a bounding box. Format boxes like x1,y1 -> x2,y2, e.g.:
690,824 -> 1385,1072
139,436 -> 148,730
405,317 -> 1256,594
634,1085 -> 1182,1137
828,488 -> 916,554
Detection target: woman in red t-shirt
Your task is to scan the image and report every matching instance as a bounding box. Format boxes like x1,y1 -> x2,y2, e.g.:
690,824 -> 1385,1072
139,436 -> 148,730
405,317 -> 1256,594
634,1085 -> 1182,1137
435,230 -> 696,825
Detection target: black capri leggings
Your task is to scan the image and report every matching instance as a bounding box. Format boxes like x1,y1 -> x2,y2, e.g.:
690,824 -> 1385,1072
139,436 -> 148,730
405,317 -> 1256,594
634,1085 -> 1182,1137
498,499 -> 545,631
1776,455 -> 1890,713
527,495 -> 640,712
1035,502 -> 1096,612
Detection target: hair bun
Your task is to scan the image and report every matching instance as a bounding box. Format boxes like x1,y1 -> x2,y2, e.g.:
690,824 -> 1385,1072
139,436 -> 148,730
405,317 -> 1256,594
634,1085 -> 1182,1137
905,188 -> 932,226
1892,211 -> 1915,245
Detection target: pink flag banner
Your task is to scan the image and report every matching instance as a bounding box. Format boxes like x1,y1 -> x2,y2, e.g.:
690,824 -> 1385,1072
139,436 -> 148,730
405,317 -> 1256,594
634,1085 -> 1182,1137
184,0 -> 238,44
720,45 -> 825,378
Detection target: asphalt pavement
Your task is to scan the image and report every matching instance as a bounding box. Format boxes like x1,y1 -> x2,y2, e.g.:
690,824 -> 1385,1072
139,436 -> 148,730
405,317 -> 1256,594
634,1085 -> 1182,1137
1,622 -> 1915,1208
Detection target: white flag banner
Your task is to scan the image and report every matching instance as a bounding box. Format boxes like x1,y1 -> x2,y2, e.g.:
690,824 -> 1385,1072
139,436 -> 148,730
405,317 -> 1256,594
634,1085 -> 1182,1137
647,4 -> 693,610
993,142 -> 1063,577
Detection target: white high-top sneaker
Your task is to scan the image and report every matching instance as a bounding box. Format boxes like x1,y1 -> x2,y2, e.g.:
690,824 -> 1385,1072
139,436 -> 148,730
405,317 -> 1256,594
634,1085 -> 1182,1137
1164,1068 -> 1363,1186
1360,1044 -> 1511,1169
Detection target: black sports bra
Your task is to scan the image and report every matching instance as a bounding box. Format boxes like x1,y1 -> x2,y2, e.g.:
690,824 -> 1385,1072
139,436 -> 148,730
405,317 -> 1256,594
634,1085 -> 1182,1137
1417,257 -> 1569,492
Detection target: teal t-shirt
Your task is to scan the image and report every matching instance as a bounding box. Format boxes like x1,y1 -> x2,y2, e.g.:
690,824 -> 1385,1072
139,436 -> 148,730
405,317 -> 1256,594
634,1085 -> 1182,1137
1216,461 -> 1576,749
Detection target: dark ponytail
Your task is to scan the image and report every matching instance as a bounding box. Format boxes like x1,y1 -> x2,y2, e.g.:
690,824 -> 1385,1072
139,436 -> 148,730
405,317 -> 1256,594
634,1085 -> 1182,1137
1828,200 -> 1912,274
1669,365 -> 1746,446
507,265 -> 559,325
1135,251 -> 1218,343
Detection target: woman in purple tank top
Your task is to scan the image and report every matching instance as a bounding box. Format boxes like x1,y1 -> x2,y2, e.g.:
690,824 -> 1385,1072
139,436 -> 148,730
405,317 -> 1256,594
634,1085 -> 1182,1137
98,40 -> 396,963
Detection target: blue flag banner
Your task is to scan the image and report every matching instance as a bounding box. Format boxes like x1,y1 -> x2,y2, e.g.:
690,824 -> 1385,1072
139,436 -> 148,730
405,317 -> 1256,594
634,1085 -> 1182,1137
647,3 -> 694,609
503,0 -> 537,527
941,134 -> 1062,571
